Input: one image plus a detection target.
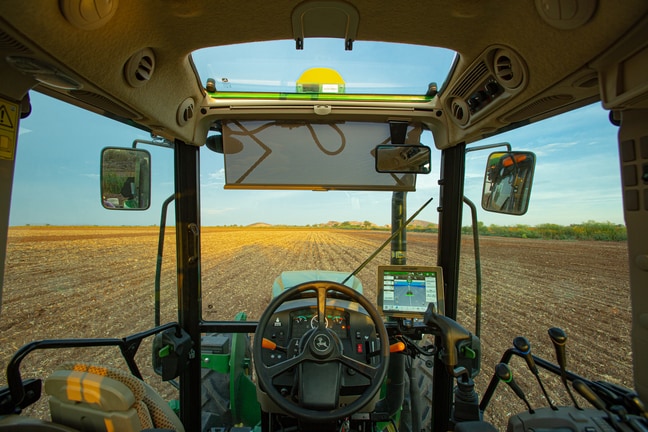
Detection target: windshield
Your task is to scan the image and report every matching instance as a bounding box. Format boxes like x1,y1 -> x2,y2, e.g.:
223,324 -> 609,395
192,39 -> 456,96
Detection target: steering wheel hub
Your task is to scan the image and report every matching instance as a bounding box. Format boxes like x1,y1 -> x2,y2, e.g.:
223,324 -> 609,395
311,332 -> 334,357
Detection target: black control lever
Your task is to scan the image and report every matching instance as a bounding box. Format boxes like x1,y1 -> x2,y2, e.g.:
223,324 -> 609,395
573,379 -> 626,432
548,327 -> 581,409
575,380 -> 648,432
423,304 -> 471,373
595,381 -> 648,418
513,336 -> 558,410
496,363 -> 534,414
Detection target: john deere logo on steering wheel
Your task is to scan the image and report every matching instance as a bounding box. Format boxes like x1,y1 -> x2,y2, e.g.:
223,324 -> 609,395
314,334 -> 331,352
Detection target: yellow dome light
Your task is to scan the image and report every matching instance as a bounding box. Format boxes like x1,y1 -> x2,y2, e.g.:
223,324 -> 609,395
296,67 -> 345,93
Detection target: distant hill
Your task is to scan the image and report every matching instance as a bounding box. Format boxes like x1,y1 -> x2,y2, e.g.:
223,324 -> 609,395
316,219 -> 436,230
247,222 -> 273,228
320,220 -> 380,228
408,219 -> 435,227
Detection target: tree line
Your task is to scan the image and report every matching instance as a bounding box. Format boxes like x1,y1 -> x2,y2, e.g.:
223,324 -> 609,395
463,220 -> 627,241
322,220 -> 627,241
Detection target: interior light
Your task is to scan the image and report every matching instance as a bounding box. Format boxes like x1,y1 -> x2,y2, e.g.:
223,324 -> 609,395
6,56 -> 83,90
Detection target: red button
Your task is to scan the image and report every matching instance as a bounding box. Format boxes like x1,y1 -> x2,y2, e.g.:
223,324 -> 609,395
356,343 -> 363,353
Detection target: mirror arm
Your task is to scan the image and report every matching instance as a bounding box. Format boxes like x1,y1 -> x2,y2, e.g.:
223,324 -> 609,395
132,137 -> 174,149
389,120 -> 409,144
466,142 -> 511,154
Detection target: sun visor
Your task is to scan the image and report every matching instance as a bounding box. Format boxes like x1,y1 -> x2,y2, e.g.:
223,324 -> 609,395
222,120 -> 421,191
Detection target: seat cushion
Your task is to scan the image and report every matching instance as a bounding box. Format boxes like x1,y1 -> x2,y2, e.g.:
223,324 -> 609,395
49,363 -> 183,432
45,363 -> 155,430
45,370 -> 136,412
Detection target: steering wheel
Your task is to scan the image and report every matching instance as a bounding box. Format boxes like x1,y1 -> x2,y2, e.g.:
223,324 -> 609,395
253,280 -> 390,422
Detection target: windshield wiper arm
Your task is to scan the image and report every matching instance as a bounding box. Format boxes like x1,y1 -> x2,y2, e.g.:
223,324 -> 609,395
342,196 -> 434,285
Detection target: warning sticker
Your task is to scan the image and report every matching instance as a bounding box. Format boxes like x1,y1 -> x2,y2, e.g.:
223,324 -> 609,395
0,99 -> 19,161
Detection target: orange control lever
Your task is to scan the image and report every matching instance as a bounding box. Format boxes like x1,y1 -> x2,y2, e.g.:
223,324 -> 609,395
262,338 -> 277,350
390,341 -> 406,353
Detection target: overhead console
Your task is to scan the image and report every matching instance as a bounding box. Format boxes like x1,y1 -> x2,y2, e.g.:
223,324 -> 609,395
446,46 -> 527,128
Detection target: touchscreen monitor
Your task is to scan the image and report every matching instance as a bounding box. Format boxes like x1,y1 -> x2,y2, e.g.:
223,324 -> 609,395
377,265 -> 444,317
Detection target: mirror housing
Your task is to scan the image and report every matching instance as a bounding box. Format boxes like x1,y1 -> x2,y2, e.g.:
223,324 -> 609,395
481,151 -> 535,215
375,144 -> 431,174
101,147 -> 151,210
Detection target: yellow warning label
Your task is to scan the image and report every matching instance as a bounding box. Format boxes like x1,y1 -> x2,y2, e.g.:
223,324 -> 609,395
0,99 -> 19,161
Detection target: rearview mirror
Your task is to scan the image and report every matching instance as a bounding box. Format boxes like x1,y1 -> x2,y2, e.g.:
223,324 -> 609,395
375,144 -> 431,174
481,151 -> 535,215
101,147 -> 151,210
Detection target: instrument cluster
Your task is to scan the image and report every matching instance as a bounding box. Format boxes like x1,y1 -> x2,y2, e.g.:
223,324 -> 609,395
290,308 -> 350,339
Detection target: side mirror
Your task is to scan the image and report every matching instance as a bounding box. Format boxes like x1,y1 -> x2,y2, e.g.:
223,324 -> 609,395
481,151 -> 535,215
101,147 -> 151,210
375,144 -> 431,174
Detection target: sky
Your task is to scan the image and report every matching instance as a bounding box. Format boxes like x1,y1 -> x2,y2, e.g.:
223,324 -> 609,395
9,39 -> 624,228
9,92 -> 624,228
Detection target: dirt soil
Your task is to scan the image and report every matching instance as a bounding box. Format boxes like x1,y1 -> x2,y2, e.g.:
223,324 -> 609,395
0,226 -> 631,429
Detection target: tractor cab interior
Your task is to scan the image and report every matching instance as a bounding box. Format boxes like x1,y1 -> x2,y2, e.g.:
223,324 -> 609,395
0,2 -> 647,432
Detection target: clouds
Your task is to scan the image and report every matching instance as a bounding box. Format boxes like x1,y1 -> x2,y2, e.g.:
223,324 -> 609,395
533,141 -> 579,156
203,167 -> 225,188
462,103 -> 623,226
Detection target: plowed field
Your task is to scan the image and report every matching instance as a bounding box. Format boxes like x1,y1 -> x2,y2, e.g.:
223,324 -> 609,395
0,226 -> 631,429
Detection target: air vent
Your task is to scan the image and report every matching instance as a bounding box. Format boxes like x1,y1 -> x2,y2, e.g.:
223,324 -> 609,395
450,98 -> 470,126
177,97 -> 195,126
493,48 -> 525,90
534,0 -> 597,30
0,30 -> 32,54
452,61 -> 488,98
573,72 -> 598,89
124,48 -> 155,88
6,56 -> 82,90
70,90 -> 140,119
502,94 -> 574,123
60,0 -> 119,30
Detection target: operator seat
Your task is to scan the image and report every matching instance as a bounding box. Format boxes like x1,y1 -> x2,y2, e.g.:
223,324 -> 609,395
44,362 -> 184,432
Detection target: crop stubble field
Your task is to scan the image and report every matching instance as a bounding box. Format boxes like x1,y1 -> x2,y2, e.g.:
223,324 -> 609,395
0,226 -> 631,428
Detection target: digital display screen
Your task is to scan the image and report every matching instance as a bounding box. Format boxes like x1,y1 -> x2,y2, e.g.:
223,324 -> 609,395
378,265 -> 444,317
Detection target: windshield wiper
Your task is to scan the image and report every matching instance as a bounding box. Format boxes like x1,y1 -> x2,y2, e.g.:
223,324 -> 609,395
342,196 -> 434,285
